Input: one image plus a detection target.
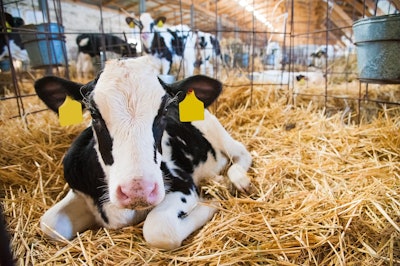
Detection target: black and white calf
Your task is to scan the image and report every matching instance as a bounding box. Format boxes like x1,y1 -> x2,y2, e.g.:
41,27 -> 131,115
75,33 -> 136,80
0,12 -> 29,62
130,13 -> 221,78
197,31 -> 221,76
35,55 -> 251,249
76,33 -> 135,57
135,13 -> 197,78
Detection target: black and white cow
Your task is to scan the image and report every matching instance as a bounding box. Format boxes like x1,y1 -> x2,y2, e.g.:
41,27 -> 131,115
0,12 -> 29,62
134,13 -> 197,78
35,55 -> 252,250
75,33 -> 136,80
197,31 -> 221,76
130,13 -> 221,78
309,46 -> 328,68
76,33 -> 135,58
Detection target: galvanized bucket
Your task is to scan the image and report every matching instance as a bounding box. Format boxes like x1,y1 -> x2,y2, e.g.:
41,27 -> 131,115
353,14 -> 400,84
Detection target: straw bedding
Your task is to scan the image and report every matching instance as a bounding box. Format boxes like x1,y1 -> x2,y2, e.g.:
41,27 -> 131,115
1,79 -> 400,265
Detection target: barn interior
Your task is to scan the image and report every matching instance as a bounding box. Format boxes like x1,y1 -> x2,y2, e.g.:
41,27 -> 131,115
1,0 -> 400,264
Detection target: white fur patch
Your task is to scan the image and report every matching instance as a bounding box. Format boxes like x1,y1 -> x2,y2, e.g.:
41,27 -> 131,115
92,56 -> 167,208
143,191 -> 217,250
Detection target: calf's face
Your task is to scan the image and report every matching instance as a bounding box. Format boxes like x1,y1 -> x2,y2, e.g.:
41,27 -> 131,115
34,56 -> 222,211
89,60 -> 167,209
138,13 -> 156,50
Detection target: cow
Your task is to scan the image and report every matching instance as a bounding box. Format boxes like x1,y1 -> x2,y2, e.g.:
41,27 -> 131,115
128,13 -> 221,78
168,23 -> 197,78
75,52 -> 93,80
309,46 -> 327,68
35,55 -> 252,250
0,12 -> 29,63
75,33 -> 136,80
196,31 -> 221,76
132,13 -> 196,78
76,33 -> 136,57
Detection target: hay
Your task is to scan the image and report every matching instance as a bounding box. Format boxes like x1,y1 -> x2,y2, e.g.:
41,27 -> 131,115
1,80 -> 400,265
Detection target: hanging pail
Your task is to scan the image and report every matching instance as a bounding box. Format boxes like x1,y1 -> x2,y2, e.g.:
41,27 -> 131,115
20,23 -> 66,68
353,14 -> 400,83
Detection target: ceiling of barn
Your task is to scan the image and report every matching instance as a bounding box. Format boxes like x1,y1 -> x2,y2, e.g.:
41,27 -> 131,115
70,0 -> 399,47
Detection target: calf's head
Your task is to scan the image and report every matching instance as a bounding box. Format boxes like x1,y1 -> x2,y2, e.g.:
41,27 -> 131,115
34,56 -> 222,210
134,13 -> 169,51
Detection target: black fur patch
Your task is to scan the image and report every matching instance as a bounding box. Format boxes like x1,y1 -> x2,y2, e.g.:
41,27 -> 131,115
150,31 -> 173,64
178,211 -> 187,219
89,100 -> 114,166
152,95 -> 169,163
63,127 -> 109,223
165,121 -> 216,174
161,162 -> 196,195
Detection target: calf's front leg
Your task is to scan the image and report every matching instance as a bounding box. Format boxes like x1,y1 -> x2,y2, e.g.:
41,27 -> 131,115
40,190 -> 97,241
143,191 -> 217,250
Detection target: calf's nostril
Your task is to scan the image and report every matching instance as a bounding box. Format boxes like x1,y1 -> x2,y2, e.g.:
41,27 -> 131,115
147,183 -> 159,202
117,186 -> 129,201
116,180 -> 160,208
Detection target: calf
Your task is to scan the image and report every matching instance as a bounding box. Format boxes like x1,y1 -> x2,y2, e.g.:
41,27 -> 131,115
35,55 -> 252,250
134,13 -> 197,78
197,31 -> 221,76
129,13 -> 222,78
76,33 -> 135,57
75,52 -> 93,80
0,12 -> 29,62
309,47 -> 327,68
75,33 -> 136,79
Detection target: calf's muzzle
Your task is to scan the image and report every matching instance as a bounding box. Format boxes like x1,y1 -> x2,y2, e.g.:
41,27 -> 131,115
116,178 -> 162,209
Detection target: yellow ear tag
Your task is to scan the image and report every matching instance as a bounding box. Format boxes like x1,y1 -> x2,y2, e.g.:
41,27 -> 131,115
129,21 -> 135,28
58,96 -> 83,126
179,89 -> 204,122
5,21 -> 12,33
157,20 -> 164,28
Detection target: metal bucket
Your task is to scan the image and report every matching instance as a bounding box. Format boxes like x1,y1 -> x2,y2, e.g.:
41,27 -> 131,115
353,14 -> 400,84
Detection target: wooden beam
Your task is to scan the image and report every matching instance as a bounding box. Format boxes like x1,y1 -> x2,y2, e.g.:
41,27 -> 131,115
364,0 -> 385,16
390,0 -> 400,11
341,0 -> 373,18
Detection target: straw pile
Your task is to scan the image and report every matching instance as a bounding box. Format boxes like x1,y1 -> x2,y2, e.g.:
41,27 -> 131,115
1,79 -> 400,265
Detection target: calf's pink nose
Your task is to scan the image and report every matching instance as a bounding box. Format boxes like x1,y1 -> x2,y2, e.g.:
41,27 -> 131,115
116,179 -> 160,209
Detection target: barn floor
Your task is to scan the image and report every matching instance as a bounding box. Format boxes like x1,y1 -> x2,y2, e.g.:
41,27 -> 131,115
1,78 -> 400,265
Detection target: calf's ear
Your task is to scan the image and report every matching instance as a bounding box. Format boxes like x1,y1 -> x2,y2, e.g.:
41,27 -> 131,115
160,75 -> 222,108
34,76 -> 94,114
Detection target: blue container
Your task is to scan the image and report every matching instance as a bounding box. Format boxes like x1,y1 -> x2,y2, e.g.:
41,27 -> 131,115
265,54 -> 275,65
241,53 -> 249,68
20,23 -> 66,68
0,60 -> 10,71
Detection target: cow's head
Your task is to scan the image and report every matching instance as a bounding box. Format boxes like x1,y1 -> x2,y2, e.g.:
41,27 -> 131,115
34,56 -> 222,210
132,13 -> 168,50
